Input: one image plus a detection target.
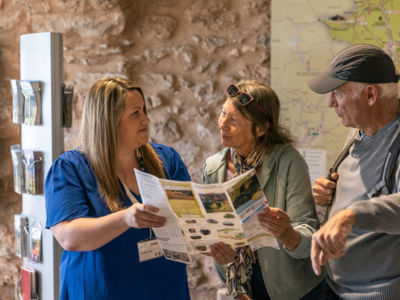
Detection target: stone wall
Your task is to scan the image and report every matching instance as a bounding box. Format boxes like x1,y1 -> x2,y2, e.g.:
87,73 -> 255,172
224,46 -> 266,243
0,0 -> 271,299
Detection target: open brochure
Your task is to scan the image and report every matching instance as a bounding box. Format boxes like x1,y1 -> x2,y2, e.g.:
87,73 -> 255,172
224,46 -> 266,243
135,168 -> 279,264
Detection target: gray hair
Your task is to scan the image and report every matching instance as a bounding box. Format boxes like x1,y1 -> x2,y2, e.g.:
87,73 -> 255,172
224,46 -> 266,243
351,81 -> 399,100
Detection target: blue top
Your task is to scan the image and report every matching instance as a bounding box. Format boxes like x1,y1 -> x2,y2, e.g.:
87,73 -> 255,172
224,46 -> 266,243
45,143 -> 191,300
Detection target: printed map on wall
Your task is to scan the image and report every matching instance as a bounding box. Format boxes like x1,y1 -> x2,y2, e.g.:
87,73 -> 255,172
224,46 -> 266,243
271,0 -> 400,181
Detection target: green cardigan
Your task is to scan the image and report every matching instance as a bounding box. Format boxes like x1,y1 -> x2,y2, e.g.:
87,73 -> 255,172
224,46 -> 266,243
203,144 -> 325,300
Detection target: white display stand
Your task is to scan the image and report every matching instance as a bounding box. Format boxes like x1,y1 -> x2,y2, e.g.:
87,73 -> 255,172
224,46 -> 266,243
20,32 -> 64,300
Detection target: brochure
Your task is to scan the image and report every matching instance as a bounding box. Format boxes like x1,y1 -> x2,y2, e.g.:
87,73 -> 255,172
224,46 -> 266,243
23,150 -> 44,195
20,266 -> 37,300
14,214 -> 28,258
10,79 -> 24,124
20,80 -> 42,126
135,168 -> 279,264
10,144 -> 25,194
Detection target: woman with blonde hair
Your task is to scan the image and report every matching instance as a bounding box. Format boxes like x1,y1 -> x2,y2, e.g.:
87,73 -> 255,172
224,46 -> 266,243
45,77 -> 190,299
204,80 -> 325,300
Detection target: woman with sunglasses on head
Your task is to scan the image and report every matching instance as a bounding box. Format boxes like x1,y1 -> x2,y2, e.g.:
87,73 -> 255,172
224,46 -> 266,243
45,77 -> 191,300
204,81 -> 325,300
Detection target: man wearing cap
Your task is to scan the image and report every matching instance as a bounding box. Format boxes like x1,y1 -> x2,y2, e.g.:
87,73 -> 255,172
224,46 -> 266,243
308,43 -> 400,299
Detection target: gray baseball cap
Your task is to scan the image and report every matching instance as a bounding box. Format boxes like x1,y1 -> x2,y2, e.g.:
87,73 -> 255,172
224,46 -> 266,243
308,44 -> 400,94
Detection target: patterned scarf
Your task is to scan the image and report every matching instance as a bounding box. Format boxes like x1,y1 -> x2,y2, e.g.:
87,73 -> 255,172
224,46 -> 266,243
226,143 -> 266,297
230,144 -> 266,176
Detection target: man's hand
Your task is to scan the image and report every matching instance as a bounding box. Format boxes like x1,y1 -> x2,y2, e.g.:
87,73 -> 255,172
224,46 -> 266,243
312,173 -> 339,206
311,208 -> 355,275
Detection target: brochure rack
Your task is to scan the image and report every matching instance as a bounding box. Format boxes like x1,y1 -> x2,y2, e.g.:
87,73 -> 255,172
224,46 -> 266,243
19,32 -> 64,300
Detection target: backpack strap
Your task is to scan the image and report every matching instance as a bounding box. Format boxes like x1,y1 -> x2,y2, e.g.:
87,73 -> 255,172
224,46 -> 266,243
321,131 -> 358,223
327,133 -> 357,179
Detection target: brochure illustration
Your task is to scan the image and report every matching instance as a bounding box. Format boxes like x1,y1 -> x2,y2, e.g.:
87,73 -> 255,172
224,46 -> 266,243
135,168 -> 279,264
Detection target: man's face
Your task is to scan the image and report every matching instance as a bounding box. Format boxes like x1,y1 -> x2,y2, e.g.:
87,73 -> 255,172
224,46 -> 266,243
328,82 -> 368,129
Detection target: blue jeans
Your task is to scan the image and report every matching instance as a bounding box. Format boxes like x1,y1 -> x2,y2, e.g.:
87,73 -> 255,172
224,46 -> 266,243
323,281 -> 342,300
300,279 -> 325,300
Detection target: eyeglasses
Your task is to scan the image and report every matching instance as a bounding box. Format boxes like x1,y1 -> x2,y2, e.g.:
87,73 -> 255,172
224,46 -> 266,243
226,83 -> 267,115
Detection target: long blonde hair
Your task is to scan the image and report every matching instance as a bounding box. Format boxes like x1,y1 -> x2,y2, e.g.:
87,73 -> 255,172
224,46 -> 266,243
78,77 -> 166,212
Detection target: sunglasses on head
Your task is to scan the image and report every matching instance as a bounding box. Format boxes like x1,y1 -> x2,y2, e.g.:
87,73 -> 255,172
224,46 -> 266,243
226,83 -> 267,115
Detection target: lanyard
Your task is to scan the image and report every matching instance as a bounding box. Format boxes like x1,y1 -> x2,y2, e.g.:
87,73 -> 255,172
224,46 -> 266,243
121,180 -> 152,239
121,180 -> 139,204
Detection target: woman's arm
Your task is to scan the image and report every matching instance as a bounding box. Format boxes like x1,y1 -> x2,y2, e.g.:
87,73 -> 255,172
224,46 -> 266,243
257,147 -> 319,258
51,203 -> 166,251
283,150 -> 320,258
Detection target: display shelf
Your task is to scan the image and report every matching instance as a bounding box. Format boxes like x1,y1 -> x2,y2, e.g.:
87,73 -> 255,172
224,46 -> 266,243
20,32 -> 64,300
